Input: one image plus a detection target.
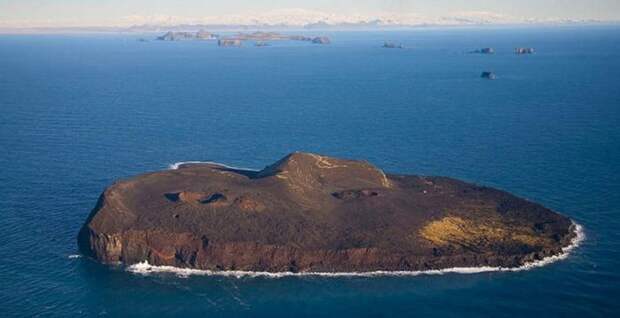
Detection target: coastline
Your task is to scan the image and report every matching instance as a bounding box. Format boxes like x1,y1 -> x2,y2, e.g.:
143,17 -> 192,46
110,161 -> 588,279
123,223 -> 584,279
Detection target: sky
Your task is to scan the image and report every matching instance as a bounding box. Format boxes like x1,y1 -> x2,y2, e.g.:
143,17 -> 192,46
1,0 -> 619,28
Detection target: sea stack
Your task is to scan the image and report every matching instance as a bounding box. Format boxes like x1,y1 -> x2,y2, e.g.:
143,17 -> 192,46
515,48 -> 535,54
481,71 -> 497,80
471,48 -> 495,54
78,152 -> 576,273
383,42 -> 404,49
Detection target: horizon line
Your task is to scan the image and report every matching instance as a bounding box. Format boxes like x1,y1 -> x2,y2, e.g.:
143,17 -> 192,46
1,21 -> 619,35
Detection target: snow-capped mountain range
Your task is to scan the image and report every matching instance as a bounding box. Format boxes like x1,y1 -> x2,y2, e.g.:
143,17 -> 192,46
120,9 -> 610,29
1,8 -> 614,31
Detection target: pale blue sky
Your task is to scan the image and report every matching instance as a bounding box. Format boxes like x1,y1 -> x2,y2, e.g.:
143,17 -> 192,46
1,0 -> 619,27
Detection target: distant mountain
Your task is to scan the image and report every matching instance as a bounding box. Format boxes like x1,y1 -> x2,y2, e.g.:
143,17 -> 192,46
1,8 -> 616,33
119,9 -> 614,30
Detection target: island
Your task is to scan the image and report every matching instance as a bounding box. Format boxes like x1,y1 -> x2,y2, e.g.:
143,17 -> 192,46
515,48 -> 535,54
78,152 -> 577,273
156,30 -> 218,41
470,48 -> 495,54
481,71 -> 497,80
155,31 -> 331,46
383,42 -> 404,49
223,32 -> 331,45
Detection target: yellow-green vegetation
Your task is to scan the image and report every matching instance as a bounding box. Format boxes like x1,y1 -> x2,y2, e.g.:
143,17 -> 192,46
420,216 -> 548,248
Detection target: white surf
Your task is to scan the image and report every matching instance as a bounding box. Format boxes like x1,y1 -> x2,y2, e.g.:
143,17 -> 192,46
127,223 -> 585,279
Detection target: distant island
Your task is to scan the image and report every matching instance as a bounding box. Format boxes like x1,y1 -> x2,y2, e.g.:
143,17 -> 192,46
156,31 -> 331,46
515,47 -> 535,54
481,71 -> 497,80
470,48 -> 495,54
383,42 -> 405,49
223,32 -> 331,45
156,30 -> 218,41
78,152 -> 578,273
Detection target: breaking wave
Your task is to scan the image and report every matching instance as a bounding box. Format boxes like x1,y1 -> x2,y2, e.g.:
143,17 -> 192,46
168,161 -> 258,171
126,223 -> 585,279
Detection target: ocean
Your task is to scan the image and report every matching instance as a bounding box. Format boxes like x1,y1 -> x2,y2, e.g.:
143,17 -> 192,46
0,26 -> 619,317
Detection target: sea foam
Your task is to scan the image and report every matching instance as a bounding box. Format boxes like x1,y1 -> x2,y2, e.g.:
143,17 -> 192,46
168,161 -> 258,171
126,223 -> 585,279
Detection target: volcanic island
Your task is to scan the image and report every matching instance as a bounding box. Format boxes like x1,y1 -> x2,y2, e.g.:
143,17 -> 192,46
78,152 -> 578,273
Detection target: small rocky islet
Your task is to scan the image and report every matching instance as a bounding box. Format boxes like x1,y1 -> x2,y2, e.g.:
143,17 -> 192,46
78,152 -> 577,273
152,31 -> 531,79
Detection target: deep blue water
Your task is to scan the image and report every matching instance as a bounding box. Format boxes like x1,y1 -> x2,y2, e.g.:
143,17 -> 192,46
1,26 -> 619,317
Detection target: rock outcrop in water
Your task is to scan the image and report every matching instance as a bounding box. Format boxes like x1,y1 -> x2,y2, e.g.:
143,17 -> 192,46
481,71 -> 497,80
515,48 -> 535,54
383,42 -> 404,49
78,152 -> 576,273
470,48 -> 495,54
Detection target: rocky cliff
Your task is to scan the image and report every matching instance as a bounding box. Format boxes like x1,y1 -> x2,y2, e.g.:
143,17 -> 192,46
78,152 -> 576,272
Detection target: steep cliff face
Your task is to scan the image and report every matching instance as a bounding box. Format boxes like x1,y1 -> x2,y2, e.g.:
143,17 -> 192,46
78,152 -> 576,272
